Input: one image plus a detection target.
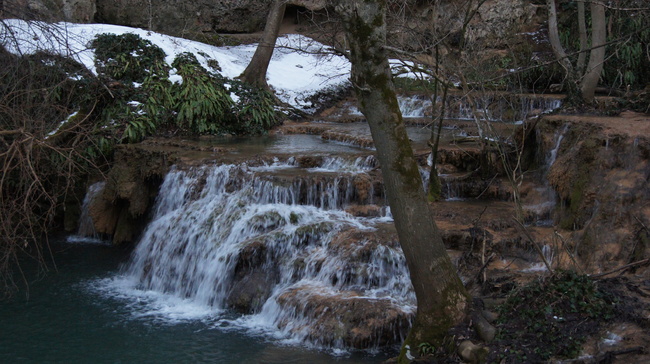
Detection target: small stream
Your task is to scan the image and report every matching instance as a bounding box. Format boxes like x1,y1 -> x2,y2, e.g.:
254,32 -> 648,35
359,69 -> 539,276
1,93 -> 564,362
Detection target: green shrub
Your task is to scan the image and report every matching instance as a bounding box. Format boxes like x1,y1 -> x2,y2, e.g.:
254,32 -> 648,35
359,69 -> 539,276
495,270 -> 616,361
172,52 -> 234,134
229,79 -> 279,134
92,33 -> 168,83
88,34 -> 279,140
558,5 -> 650,90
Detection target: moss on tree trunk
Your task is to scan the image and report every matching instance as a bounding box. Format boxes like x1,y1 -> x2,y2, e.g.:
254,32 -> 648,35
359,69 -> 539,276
335,0 -> 469,361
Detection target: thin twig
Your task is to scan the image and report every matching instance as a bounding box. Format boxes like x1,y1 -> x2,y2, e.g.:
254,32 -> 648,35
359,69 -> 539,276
590,258 -> 650,279
554,231 -> 584,274
514,218 -> 553,273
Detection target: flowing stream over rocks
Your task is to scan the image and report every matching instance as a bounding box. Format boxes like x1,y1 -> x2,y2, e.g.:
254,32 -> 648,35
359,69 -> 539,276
75,93 -> 577,354
92,148 -> 416,352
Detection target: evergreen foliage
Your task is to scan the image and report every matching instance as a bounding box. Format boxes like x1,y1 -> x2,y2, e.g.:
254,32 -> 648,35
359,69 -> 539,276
90,34 -> 279,141
557,3 -> 649,90
171,52 -> 234,134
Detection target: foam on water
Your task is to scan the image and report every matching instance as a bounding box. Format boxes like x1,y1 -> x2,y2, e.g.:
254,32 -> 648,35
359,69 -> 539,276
88,162 -> 412,352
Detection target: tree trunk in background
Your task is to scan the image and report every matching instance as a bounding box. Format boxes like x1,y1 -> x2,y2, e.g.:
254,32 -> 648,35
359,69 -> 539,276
239,0 -> 286,89
546,0 -> 581,103
546,0 -> 606,104
335,1 -> 469,362
576,0 -> 588,76
581,2 -> 606,102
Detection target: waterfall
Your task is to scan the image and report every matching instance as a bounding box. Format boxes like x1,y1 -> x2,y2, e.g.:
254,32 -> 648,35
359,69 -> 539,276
547,124 -> 569,168
446,94 -> 563,122
346,96 -> 432,118
308,155 -> 377,173
68,181 -> 106,243
347,94 -> 561,122
522,124 -> 569,225
397,95 -> 432,118
115,163 -> 414,351
523,244 -> 555,272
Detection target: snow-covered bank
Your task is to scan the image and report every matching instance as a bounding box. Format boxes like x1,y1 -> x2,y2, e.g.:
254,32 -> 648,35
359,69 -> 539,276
0,19 -> 351,111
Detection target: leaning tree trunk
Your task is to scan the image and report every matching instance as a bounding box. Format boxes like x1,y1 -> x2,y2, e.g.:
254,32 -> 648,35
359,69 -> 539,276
580,1 -> 606,102
335,1 -> 469,362
239,0 -> 287,89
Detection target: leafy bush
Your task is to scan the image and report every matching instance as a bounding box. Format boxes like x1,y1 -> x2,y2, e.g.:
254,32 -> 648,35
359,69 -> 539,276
558,5 -> 650,90
0,48 -> 105,295
229,79 -> 279,134
494,270 -> 616,362
92,33 -> 168,83
88,34 -> 280,142
393,76 -> 437,93
171,52 -> 234,134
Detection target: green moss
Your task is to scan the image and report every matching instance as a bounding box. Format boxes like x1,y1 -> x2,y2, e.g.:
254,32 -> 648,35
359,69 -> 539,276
289,212 -> 300,224
427,170 -> 443,202
559,137 -> 600,229
559,165 -> 590,229
398,282 -> 468,363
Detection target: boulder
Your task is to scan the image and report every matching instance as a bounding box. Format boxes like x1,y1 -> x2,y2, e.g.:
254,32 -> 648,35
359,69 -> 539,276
275,285 -> 412,348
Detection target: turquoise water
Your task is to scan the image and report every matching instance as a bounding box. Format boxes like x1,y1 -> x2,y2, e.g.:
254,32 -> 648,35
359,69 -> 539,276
0,240 -> 391,363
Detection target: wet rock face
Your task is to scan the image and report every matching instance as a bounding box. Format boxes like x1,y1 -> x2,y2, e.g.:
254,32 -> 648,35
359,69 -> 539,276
227,240 -> 278,313
9,0 -> 539,50
3,0 -> 96,22
275,287 -> 412,348
470,0 -> 538,45
540,116 -> 650,270
226,224 -> 412,345
89,144 -> 175,245
94,0 -> 272,37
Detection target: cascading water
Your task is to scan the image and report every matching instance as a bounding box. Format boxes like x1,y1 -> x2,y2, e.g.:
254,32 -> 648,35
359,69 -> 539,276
68,181 -> 106,243
107,162 -> 414,352
345,93 -> 561,122
523,124 -> 569,225
344,95 -> 432,118
547,124 -> 569,168
397,95 -> 432,118
446,94 -> 563,122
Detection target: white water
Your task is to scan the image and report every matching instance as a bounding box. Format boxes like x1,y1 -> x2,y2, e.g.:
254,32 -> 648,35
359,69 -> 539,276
347,94 -> 562,122
398,95 -> 432,118
446,94 -> 562,122
523,124 -> 569,225
345,96 -> 432,118
67,181 -> 106,244
307,155 -> 378,173
97,163 -> 413,352
523,244 -> 554,272
547,124 -> 569,167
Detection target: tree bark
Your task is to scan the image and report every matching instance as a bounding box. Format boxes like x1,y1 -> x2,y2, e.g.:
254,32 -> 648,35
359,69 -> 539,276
546,0 -> 582,103
335,1 -> 469,362
581,1 -> 606,102
546,0 -> 607,104
576,0 -> 588,76
239,0 -> 287,89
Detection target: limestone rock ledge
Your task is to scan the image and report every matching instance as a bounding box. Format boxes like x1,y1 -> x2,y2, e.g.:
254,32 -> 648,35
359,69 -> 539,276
89,143 -> 176,245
